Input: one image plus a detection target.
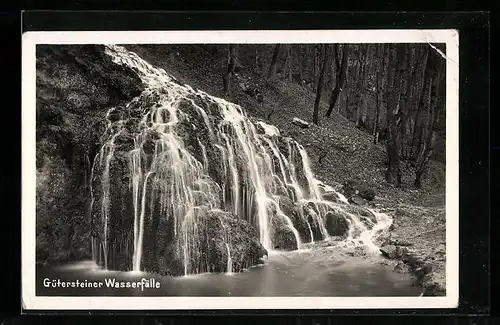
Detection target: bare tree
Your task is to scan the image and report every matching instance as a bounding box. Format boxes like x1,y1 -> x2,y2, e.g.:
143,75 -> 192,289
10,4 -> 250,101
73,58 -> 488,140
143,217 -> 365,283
408,46 -> 430,162
412,46 -> 445,188
267,44 -> 282,80
373,44 -> 382,143
385,44 -> 408,185
312,44 -> 329,125
221,45 -> 238,96
325,44 -> 349,118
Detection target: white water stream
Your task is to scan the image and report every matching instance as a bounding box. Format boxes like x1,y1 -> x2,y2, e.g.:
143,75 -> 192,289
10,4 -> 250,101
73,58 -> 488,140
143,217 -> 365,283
89,45 -> 393,274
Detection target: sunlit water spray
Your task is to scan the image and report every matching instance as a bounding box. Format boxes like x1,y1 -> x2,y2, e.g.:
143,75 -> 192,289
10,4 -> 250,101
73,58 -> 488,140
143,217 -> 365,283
89,45 -> 391,275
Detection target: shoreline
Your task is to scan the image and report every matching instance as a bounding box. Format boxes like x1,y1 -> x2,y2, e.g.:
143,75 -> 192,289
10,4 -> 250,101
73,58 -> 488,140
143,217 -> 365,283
377,204 -> 446,296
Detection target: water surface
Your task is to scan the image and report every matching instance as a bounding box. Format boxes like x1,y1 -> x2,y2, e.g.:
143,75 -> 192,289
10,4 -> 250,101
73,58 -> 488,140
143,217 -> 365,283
37,247 -> 421,297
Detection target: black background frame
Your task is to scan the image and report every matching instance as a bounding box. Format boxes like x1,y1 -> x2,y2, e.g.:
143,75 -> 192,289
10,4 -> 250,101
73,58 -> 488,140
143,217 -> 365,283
1,10 -> 491,321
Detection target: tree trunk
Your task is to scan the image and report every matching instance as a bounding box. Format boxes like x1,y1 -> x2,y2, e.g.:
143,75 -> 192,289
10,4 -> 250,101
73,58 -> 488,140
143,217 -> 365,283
312,45 -> 320,89
312,44 -> 329,125
385,44 -> 406,186
359,44 -> 371,127
413,49 -> 444,188
409,47 -> 430,159
254,47 -> 260,73
373,45 -> 381,143
283,45 -> 289,81
325,44 -> 349,117
267,44 -> 282,80
283,45 -> 293,81
398,44 -> 412,160
221,45 -> 237,96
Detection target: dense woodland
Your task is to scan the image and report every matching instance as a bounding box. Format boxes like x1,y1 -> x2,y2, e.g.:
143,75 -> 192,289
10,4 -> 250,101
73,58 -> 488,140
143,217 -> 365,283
217,43 -> 446,188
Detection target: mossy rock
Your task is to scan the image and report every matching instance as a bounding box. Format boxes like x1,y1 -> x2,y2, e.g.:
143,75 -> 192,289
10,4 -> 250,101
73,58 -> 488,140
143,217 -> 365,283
325,211 -> 349,237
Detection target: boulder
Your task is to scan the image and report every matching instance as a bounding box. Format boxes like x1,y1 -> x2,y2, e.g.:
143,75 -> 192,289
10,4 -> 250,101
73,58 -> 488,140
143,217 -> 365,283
325,211 -> 350,237
342,179 -> 376,201
272,226 -> 299,251
380,244 -> 409,260
350,195 -> 367,206
342,179 -> 359,197
292,117 -> 310,128
380,245 -> 398,259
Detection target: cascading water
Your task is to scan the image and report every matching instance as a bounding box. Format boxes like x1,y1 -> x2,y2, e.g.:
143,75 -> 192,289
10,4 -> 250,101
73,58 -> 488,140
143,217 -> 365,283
89,45 -> 391,276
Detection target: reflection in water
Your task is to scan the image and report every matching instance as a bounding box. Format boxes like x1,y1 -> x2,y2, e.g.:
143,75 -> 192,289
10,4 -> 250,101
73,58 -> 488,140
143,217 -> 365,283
37,247 -> 422,297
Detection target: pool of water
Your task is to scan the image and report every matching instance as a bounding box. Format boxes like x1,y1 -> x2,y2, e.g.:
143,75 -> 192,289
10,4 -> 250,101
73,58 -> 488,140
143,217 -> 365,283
36,246 -> 422,297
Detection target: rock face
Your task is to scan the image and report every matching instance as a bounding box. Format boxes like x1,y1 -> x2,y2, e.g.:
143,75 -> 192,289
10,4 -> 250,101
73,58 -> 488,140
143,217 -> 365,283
149,210 -> 268,276
35,46 -> 269,275
36,45 -> 145,265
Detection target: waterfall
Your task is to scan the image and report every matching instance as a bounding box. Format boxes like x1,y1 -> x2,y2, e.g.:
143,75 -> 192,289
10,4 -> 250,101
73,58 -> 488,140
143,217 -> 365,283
89,44 -> 390,275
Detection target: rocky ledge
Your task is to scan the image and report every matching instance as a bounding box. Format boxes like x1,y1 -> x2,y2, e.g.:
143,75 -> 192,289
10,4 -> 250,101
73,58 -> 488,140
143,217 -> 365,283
334,178 -> 446,296
378,205 -> 446,296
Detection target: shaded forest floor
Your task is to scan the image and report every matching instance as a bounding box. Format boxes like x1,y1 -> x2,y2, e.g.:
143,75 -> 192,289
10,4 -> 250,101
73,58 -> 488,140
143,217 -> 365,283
125,45 -> 447,294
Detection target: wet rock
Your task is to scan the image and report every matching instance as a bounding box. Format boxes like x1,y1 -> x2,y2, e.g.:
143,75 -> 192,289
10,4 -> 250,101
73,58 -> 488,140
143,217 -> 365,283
114,133 -> 135,152
415,265 -> 433,279
123,118 -> 140,133
272,226 -> 299,251
350,195 -> 367,206
134,210 -> 267,276
380,244 -> 409,260
278,195 -> 295,218
288,209 -> 313,243
305,214 -> 324,241
393,261 -> 411,273
107,107 -> 123,122
343,205 -> 377,224
380,245 -> 398,259
36,45 -> 145,265
322,191 -> 340,203
142,139 -> 156,155
269,210 -> 300,251
345,247 -> 367,258
325,211 -> 349,237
